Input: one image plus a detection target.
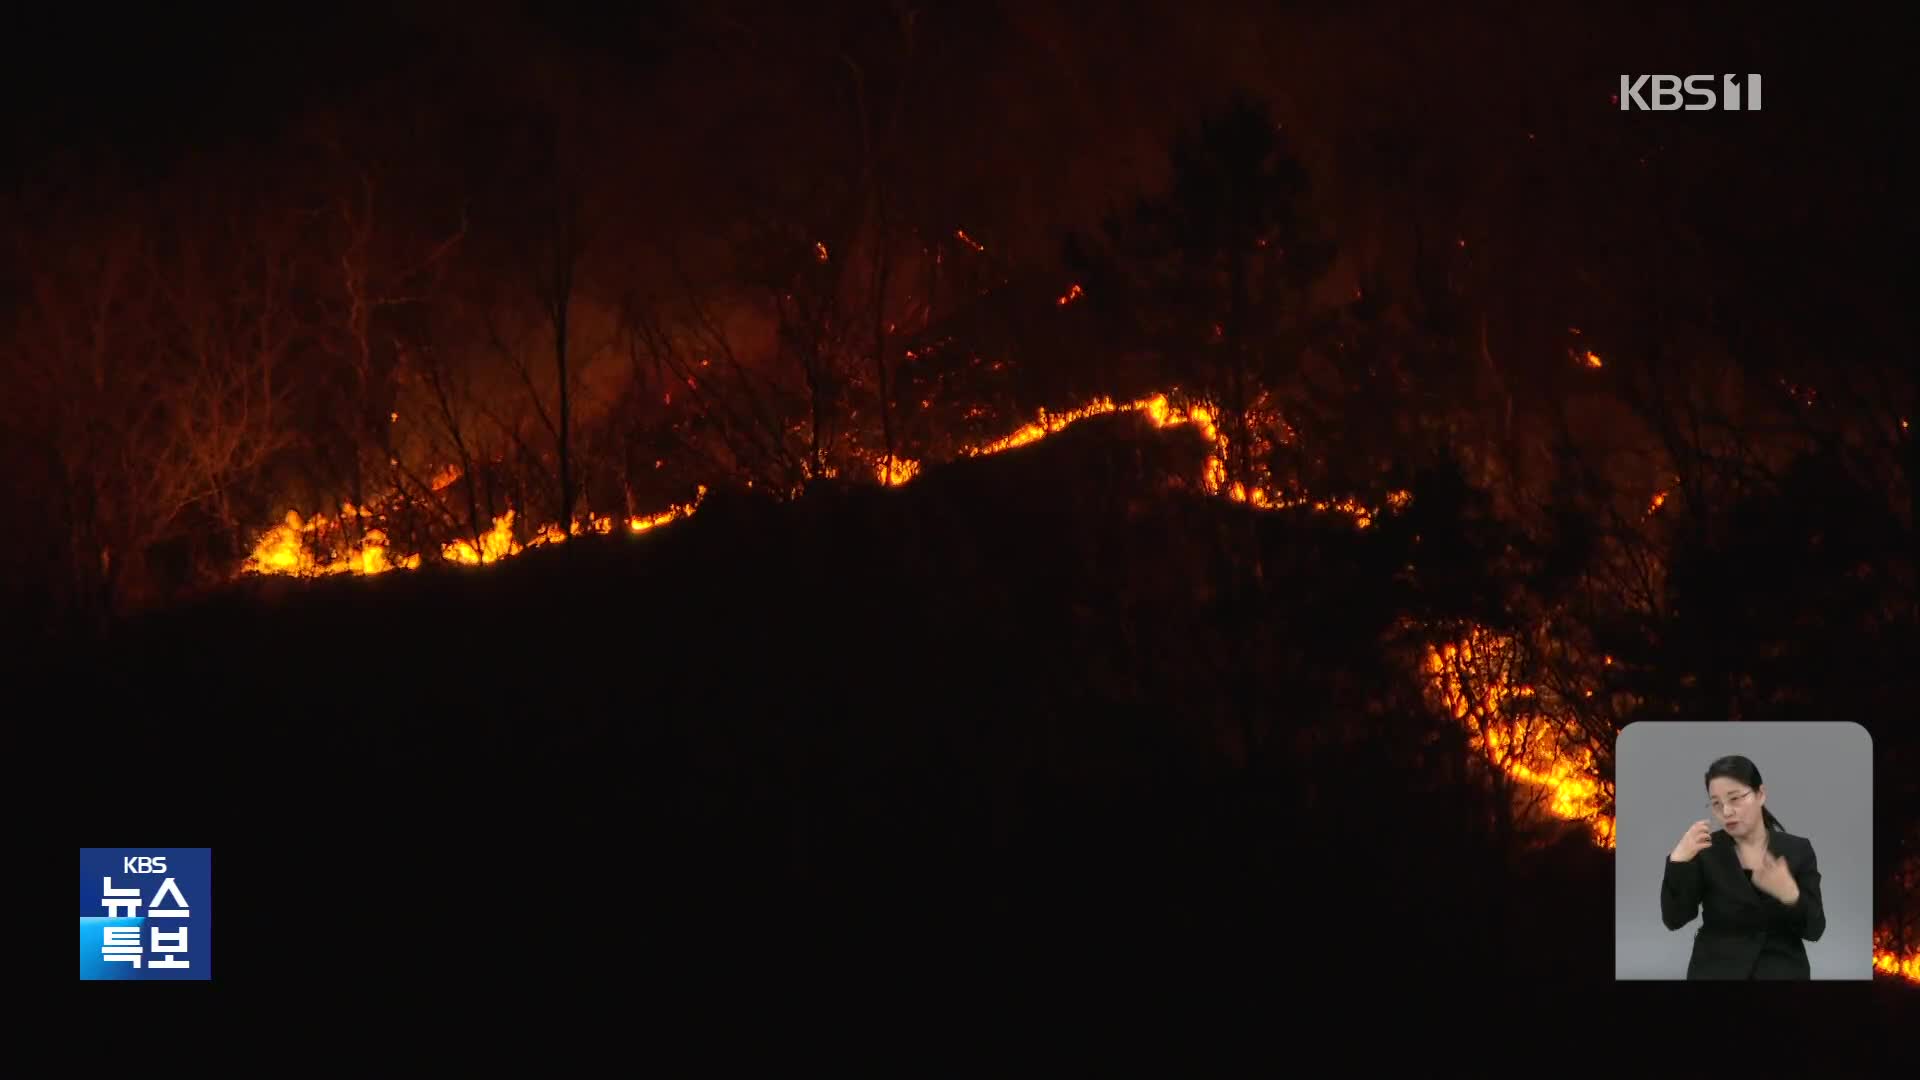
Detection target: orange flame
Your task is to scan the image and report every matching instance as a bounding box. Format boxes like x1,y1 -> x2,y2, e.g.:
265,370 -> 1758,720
946,392 -> 1389,532
442,510 -> 522,566
1424,627 -> 1614,849
242,390 -> 1401,581
1422,629 -> 1919,981
1874,949 -> 1920,982
628,486 -> 707,534
873,457 -> 920,486
232,383 -> 1920,980
242,507 -> 422,577
1874,923 -> 1920,984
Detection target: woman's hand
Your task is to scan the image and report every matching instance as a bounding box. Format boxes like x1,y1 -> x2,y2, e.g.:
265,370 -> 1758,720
1669,820 -> 1713,863
1752,851 -> 1801,904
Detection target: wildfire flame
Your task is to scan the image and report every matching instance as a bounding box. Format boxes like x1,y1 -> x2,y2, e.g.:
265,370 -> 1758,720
247,488 -> 709,575
230,389 -> 1916,980
874,457 -> 920,486
628,486 -> 707,534
442,510 -> 523,566
1423,627 -> 1614,849
961,395 -> 1140,456
241,506 -> 422,577
1875,941 -> 1920,982
245,391 -> 1390,578
1423,626 -> 1918,982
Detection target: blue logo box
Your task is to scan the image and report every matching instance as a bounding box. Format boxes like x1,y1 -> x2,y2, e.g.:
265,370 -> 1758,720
79,848 -> 212,981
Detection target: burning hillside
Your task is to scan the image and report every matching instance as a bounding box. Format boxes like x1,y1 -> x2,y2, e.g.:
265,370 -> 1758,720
13,2 -> 1908,1025
40,380 -> 1910,998
221,384 -> 1916,983
235,387 -> 1549,817
237,388 -> 1610,835
238,390 -> 1377,580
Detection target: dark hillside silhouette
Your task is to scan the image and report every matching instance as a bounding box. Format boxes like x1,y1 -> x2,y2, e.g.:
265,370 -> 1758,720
62,417 -> 1604,990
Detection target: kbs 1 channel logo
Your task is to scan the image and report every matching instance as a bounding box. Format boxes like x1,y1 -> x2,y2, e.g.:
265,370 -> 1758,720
79,849 -> 211,981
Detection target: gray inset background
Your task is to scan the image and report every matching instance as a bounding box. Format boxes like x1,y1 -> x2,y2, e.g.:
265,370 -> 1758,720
1614,721 -> 1873,979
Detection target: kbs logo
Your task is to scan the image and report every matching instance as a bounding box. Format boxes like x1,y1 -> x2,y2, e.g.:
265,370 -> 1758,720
79,848 -> 212,981
1619,74 -> 1762,111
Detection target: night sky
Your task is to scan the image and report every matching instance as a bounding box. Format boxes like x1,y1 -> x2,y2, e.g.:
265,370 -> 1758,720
5,3 -> 1895,339
8,4 -> 1888,202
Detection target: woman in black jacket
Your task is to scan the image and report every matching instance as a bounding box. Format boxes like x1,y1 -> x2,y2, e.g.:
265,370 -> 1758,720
1660,755 -> 1826,979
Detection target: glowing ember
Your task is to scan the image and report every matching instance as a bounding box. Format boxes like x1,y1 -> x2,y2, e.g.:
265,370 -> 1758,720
953,228 -> 984,253
1056,282 -> 1084,306
1583,350 -> 1603,369
814,241 -> 829,263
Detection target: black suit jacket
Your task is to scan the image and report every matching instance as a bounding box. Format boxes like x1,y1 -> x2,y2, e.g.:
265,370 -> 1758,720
1660,828 -> 1826,979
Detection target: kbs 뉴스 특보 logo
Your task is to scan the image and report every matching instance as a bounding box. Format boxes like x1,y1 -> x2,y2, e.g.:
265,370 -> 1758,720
79,848 -> 212,980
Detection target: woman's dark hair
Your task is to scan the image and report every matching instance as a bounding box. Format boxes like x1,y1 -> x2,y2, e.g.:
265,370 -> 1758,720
1706,755 -> 1784,831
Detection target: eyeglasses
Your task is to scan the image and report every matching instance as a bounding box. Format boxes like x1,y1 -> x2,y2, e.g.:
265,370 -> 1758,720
1708,790 -> 1754,816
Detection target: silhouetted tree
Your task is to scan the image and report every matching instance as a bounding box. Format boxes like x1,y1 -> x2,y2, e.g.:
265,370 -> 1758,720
299,118 -> 467,520
2,164 -> 306,617
1067,92 -> 1336,492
